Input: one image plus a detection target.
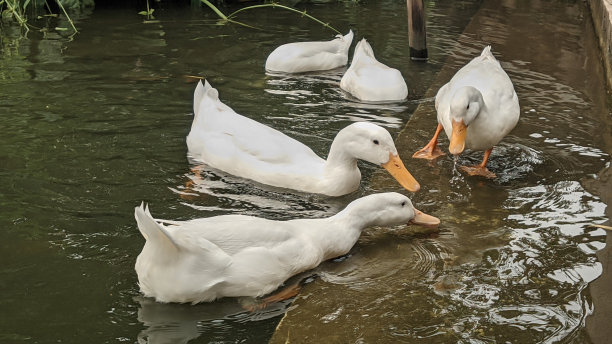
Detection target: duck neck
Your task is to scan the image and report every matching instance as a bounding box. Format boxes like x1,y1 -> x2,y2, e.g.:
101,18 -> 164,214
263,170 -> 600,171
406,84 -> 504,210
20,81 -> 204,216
306,212 -> 367,261
326,139 -> 357,169
321,132 -> 361,195
305,198 -> 390,261
335,199 -> 385,230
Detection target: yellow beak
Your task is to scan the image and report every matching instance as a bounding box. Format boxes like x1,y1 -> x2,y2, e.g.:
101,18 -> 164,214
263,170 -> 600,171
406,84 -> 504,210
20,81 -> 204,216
409,208 -> 440,227
381,152 -> 420,192
449,119 -> 467,155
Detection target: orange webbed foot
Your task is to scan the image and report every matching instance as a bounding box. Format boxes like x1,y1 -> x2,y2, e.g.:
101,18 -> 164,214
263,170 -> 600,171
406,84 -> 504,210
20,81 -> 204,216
459,165 -> 496,179
242,283 -> 301,312
412,146 -> 446,160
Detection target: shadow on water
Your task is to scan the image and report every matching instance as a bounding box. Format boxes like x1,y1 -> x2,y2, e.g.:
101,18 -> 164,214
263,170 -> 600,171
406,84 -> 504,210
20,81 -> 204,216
1,0 -> 611,343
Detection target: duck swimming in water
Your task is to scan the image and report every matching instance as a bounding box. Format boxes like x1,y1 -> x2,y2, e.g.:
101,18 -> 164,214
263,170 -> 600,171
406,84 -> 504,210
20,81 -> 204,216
187,80 -> 420,196
134,192 -> 439,303
340,38 -> 408,102
265,30 -> 354,73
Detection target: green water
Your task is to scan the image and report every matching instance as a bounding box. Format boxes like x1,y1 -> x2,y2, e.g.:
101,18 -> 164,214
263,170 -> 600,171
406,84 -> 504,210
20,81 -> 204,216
1,0 -> 610,343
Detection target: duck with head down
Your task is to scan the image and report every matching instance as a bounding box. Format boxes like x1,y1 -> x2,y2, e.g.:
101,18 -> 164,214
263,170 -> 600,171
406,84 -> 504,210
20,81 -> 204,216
134,192 -> 439,304
413,46 -> 520,178
265,30 -> 354,73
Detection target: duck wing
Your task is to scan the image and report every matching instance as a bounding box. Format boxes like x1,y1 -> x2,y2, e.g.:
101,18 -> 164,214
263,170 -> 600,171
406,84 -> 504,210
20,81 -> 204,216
135,204 -> 232,266
163,215 -> 297,256
191,81 -> 322,166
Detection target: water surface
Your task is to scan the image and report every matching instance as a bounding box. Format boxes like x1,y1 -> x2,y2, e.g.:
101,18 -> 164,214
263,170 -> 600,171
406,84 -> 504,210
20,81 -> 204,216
0,0 -> 610,343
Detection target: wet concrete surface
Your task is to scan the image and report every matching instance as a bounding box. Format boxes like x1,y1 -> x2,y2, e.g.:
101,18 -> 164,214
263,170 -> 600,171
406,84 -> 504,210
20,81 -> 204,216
271,0 -> 612,342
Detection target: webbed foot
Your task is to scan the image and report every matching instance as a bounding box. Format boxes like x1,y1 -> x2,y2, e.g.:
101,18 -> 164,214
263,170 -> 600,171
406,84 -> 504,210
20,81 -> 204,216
459,165 -> 496,179
242,283 -> 301,312
412,146 -> 446,160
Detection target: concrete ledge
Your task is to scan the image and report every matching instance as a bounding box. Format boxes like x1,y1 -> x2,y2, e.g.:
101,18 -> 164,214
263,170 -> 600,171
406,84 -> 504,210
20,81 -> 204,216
588,0 -> 612,89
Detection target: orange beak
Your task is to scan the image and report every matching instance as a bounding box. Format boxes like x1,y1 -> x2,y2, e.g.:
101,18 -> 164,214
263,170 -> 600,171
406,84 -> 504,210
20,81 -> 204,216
449,119 -> 467,155
381,152 -> 420,192
408,208 -> 440,227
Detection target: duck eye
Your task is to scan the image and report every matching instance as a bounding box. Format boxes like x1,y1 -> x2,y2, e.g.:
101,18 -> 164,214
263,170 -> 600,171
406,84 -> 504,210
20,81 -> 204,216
467,104 -> 470,110
401,201 -> 406,207
373,140 -> 379,145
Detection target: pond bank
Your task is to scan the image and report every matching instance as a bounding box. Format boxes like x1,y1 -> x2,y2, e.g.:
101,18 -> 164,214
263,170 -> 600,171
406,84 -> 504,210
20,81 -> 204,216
588,0 -> 612,89
584,2 -> 612,344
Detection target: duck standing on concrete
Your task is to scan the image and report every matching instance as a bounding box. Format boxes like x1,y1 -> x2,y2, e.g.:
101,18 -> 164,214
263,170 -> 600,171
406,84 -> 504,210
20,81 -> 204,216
413,46 -> 520,178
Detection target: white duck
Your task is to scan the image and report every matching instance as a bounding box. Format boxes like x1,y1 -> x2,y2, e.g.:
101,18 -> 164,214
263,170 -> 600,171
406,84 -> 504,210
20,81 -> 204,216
340,38 -> 408,102
134,192 -> 439,303
413,46 -> 520,178
265,30 -> 353,73
186,80 -> 420,196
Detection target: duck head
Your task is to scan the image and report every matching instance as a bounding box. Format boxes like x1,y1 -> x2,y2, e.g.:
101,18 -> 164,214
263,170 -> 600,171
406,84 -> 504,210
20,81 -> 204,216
346,192 -> 439,227
448,86 -> 484,155
336,122 -> 420,192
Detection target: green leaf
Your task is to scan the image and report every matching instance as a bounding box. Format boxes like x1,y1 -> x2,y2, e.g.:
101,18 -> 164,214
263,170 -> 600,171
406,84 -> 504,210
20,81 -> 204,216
139,9 -> 154,15
23,0 -> 31,11
55,27 -> 69,31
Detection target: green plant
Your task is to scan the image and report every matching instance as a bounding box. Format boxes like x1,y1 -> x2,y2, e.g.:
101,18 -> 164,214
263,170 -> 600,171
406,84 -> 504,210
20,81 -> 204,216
54,0 -> 78,33
138,0 -> 154,20
0,0 -> 78,34
200,0 -> 341,34
1,0 -> 30,31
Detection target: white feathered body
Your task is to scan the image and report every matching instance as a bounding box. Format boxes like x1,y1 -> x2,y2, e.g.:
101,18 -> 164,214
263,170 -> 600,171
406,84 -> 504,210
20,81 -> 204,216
135,211 -> 333,303
186,80 -> 410,196
134,193 -> 421,303
265,30 -> 354,73
186,81 -> 363,196
340,39 -> 408,101
436,46 -> 520,150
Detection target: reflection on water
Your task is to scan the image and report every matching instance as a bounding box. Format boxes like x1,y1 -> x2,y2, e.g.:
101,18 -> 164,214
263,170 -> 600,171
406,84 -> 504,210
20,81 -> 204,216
1,0 -> 610,343
135,296 -> 289,344
176,164 -> 346,220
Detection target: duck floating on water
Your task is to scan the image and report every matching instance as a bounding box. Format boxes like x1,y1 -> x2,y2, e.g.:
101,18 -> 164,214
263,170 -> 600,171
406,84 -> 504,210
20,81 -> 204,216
340,38 -> 408,102
413,46 -> 520,178
134,193 -> 439,303
186,80 -> 420,196
265,30 -> 354,73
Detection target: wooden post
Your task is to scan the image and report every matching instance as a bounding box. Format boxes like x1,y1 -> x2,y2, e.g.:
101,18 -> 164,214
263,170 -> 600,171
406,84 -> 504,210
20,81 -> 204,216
407,0 -> 428,60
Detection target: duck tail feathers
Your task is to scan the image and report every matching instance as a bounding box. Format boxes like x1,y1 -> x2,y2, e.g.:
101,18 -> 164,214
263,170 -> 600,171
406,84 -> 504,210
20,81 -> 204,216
203,79 -> 212,91
343,29 -> 354,51
193,79 -> 220,119
481,45 -> 495,59
193,80 -> 207,115
354,38 -> 375,61
135,203 -> 179,253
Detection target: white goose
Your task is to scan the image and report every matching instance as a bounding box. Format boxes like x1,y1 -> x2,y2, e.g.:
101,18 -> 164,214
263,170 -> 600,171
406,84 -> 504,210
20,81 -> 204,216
265,30 -> 353,73
413,46 -> 520,178
186,80 -> 420,196
340,38 -> 408,102
134,193 -> 439,303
